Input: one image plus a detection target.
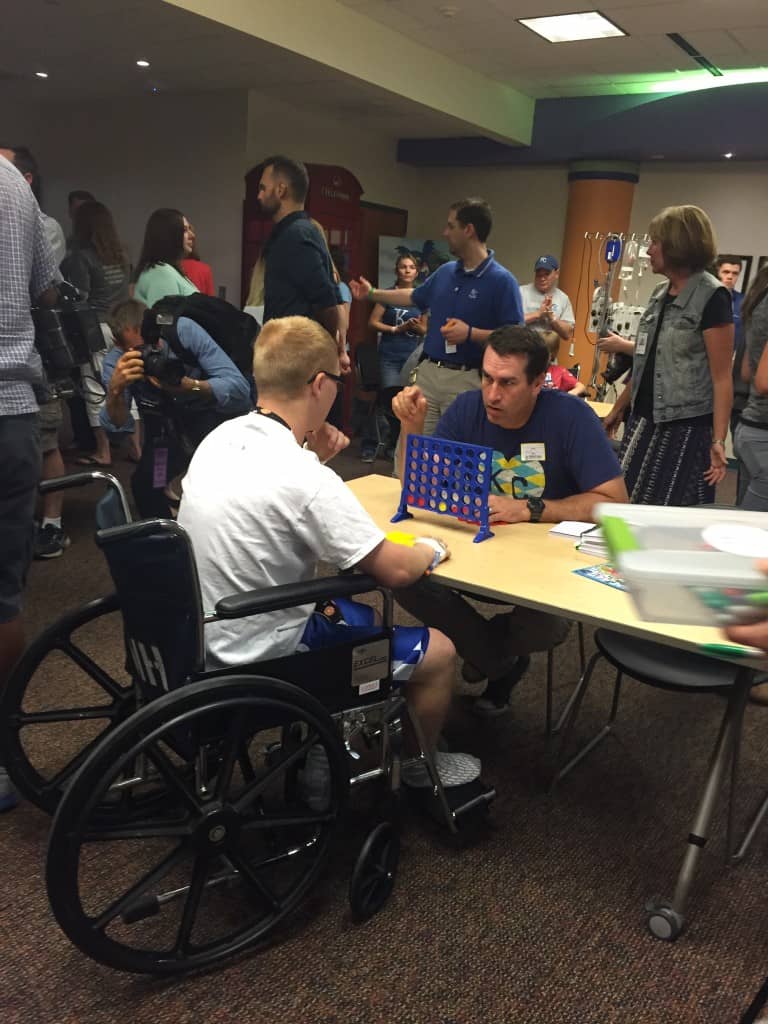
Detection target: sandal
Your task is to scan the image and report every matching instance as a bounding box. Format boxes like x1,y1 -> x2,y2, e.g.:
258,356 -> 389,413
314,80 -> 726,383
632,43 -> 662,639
74,455 -> 111,467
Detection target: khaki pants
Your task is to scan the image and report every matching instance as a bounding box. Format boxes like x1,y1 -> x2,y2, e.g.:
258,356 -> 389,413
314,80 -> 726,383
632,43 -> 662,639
412,358 -> 482,435
395,576 -> 570,680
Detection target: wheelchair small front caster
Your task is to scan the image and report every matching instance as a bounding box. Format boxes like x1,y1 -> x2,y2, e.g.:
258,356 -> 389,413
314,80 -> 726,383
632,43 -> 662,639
645,898 -> 685,941
349,820 -> 399,923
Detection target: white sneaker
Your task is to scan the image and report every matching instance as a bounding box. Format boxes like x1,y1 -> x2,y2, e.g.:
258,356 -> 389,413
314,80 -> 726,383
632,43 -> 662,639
402,751 -> 481,789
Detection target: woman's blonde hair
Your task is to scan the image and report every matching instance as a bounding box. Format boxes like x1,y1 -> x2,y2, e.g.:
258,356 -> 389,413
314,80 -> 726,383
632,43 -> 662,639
309,218 -> 341,284
647,205 -> 717,272
246,255 -> 265,307
253,316 -> 338,398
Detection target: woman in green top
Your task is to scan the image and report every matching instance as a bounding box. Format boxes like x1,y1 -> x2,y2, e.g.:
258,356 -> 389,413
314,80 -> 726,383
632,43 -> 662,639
133,208 -> 198,308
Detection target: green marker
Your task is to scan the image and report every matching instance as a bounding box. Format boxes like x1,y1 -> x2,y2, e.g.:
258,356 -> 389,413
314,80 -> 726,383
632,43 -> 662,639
746,591 -> 768,606
700,642 -> 762,659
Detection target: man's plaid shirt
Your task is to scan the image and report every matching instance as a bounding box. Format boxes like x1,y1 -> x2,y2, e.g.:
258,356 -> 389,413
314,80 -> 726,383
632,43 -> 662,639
0,155 -> 59,415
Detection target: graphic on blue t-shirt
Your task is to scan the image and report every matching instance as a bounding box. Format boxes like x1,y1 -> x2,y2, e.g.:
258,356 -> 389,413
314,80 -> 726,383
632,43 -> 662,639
491,453 -> 545,498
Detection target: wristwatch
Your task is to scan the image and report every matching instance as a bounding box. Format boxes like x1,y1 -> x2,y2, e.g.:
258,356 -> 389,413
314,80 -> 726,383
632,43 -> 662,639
527,496 -> 545,523
188,379 -> 202,393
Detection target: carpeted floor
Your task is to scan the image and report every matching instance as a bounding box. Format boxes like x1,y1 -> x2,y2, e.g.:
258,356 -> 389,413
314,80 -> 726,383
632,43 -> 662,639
2,451 -> 767,1024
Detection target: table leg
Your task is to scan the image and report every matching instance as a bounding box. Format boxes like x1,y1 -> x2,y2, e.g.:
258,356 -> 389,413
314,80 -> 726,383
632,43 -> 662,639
645,671 -> 751,941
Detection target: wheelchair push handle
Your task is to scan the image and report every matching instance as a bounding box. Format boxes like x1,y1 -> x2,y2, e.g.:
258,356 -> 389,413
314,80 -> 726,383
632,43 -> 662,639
215,573 -> 382,619
39,470 -> 132,526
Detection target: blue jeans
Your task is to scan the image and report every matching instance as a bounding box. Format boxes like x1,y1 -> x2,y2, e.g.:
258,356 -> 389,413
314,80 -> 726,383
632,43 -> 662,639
360,338 -> 418,453
735,421 -> 768,511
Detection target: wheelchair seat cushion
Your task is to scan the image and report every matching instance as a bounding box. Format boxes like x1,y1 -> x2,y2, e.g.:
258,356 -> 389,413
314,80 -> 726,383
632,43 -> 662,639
299,597 -> 429,683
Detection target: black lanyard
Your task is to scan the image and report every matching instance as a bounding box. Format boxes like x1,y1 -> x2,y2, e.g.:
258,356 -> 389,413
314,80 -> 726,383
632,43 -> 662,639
254,406 -> 291,432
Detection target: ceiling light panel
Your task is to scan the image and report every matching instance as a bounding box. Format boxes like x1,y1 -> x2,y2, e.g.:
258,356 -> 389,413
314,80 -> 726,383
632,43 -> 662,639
518,11 -> 627,43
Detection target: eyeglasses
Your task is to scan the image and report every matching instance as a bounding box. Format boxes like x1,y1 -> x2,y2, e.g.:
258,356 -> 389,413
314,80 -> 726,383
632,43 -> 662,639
307,369 -> 344,391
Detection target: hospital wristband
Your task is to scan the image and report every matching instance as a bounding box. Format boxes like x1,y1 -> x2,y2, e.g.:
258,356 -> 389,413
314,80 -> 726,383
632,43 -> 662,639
415,537 -> 447,574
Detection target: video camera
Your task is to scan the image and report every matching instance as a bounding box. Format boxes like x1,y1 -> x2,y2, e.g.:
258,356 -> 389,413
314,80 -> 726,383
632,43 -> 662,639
32,282 -> 106,398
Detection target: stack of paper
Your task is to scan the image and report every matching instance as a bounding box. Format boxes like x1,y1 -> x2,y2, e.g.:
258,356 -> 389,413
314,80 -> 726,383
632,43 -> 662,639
575,527 -> 608,558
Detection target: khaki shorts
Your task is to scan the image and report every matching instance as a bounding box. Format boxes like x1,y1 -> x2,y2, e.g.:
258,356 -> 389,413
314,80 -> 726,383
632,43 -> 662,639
38,398 -> 63,454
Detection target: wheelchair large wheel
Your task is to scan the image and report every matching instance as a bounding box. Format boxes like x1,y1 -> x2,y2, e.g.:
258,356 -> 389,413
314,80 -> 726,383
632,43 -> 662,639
0,595 -> 139,814
46,674 -> 349,975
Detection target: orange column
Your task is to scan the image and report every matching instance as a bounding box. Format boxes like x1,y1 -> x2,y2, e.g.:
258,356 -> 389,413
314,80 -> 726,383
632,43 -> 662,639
558,162 -> 638,384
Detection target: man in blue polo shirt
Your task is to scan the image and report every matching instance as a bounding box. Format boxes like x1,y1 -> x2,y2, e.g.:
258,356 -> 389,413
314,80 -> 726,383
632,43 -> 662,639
391,325 -> 628,716
350,197 -> 523,434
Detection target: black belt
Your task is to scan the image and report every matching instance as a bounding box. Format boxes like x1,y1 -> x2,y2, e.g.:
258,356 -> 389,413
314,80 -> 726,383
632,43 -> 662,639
420,355 -> 477,372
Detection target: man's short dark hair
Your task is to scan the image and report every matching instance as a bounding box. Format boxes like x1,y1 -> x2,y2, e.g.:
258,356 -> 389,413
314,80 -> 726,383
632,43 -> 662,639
450,197 -> 492,243
262,155 -> 309,204
716,253 -> 743,270
485,325 -> 549,382
68,189 -> 95,206
4,145 -> 41,200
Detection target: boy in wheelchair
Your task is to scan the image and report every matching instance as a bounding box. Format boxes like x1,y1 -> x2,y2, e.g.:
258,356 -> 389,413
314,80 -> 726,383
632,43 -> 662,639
178,315 -> 481,791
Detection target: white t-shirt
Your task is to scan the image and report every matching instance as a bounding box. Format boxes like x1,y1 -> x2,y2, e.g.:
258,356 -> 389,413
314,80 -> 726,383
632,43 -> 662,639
520,283 -> 575,327
178,413 -> 386,667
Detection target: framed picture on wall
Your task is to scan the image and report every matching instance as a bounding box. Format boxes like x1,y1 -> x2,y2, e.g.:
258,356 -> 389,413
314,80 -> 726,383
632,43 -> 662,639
378,236 -> 451,288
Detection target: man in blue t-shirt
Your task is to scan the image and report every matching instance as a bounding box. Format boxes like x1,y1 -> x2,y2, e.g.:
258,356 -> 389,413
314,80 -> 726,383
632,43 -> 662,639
392,325 -> 628,716
351,198 -> 523,436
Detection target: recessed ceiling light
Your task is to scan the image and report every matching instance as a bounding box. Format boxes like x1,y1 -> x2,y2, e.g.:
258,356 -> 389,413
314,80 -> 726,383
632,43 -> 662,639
723,152 -> 734,159
35,71 -> 49,79
518,12 -> 626,43
136,59 -> 150,68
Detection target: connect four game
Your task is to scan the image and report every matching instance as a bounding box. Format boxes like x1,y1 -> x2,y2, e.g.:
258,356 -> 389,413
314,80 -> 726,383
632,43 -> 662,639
391,434 -> 495,543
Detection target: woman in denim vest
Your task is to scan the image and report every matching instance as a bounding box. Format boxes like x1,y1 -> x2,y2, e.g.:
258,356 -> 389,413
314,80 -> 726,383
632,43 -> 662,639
601,206 -> 733,505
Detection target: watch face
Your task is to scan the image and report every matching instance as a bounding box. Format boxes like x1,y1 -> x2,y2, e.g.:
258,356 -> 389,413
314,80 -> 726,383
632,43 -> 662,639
527,497 -> 544,521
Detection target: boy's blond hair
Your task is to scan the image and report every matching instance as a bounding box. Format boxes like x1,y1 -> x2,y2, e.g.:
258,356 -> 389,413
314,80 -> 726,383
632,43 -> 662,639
254,316 -> 338,399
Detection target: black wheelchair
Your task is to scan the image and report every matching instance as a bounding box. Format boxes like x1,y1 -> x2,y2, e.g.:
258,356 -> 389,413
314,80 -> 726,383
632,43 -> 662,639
1,471 -> 495,975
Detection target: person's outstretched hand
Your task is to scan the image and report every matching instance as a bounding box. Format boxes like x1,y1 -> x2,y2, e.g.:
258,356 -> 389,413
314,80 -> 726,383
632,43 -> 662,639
349,277 -> 373,302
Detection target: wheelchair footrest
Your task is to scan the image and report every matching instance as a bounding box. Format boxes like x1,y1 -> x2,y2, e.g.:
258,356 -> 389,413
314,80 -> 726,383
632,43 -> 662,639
409,778 -> 496,831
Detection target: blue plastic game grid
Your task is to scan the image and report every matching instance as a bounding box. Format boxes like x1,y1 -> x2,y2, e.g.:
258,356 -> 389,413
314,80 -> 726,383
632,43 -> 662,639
391,434 -> 495,543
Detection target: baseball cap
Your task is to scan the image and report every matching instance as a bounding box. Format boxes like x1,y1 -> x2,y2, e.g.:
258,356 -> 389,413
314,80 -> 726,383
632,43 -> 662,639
534,255 -> 559,272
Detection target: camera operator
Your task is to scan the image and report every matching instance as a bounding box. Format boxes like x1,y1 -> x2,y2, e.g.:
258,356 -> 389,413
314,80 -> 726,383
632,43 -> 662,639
102,299 -> 252,518
0,152 -> 60,812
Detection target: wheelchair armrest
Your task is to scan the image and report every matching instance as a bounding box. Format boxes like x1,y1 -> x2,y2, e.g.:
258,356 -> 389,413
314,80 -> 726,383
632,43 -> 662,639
214,573 -> 382,619
40,470 -> 121,494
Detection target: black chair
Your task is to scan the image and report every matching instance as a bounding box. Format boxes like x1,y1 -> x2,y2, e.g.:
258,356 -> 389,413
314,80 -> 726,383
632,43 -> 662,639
550,628 -> 768,941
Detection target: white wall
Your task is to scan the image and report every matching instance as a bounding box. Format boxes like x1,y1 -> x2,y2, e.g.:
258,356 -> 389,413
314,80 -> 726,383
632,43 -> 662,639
6,84 -> 766,309
1,90 -> 248,301
244,92 -> 570,282
629,161 -> 768,303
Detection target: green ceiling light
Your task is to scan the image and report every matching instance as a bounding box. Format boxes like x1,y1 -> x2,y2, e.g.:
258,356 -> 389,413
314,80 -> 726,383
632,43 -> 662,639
643,67 -> 768,95
518,11 -> 626,43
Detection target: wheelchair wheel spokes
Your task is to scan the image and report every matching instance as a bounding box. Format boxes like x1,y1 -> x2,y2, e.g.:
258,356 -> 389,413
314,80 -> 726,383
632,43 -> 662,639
0,595 -> 135,813
47,675 -> 348,974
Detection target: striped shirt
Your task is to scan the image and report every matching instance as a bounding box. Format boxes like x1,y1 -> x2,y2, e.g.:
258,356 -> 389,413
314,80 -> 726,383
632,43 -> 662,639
0,155 -> 59,415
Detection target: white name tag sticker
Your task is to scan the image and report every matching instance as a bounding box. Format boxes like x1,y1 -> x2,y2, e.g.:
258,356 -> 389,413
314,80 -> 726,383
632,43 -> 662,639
635,331 -> 649,355
521,442 -> 546,461
444,343 -> 457,354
